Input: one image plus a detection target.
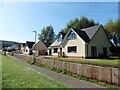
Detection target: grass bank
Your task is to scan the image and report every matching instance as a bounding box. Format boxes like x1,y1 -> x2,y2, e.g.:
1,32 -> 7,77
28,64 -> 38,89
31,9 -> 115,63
27,61 -> 120,90
45,57 -> 119,68
2,55 -> 72,88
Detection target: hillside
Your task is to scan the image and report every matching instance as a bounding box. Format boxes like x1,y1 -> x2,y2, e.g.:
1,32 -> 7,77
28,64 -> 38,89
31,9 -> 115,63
0,40 -> 21,49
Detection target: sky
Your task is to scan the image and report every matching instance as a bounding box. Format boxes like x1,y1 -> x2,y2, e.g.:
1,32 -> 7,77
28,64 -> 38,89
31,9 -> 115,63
0,1 -> 119,43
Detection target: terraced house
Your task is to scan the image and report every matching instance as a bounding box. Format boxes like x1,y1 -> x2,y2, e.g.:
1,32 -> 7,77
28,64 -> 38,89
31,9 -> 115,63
48,24 -> 110,58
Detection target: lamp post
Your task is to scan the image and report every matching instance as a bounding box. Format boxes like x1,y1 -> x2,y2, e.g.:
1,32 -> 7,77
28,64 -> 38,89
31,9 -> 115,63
32,30 -> 37,64
33,31 -> 37,44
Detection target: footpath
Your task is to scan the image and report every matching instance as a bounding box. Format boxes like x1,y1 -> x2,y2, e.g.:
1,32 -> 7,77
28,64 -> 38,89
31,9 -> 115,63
9,55 -> 106,88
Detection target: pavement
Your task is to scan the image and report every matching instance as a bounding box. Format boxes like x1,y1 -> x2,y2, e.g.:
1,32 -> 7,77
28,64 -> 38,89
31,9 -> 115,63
9,55 -> 106,89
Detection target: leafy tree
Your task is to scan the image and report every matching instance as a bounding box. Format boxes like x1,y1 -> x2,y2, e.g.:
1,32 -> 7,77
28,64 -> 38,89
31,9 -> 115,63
104,20 -> 120,39
61,16 -> 98,33
38,25 -> 55,47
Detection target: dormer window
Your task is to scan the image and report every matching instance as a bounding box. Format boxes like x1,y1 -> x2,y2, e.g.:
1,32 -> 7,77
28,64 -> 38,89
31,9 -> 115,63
68,31 -> 76,40
58,37 -> 62,42
58,34 -> 62,42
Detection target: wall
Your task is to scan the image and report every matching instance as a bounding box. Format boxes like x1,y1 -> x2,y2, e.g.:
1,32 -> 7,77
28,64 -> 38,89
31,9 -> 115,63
12,53 -> 120,85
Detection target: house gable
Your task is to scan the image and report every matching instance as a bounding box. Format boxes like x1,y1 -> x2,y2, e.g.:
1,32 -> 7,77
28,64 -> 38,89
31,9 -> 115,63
32,41 -> 47,50
62,29 -> 86,57
87,25 -> 110,57
62,28 -> 86,47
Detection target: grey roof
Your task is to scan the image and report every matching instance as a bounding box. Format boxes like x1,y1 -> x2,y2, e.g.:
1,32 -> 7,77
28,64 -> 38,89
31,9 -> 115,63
50,25 -> 101,47
50,39 -> 61,47
81,24 -> 101,40
50,32 -> 66,47
73,24 -> 101,43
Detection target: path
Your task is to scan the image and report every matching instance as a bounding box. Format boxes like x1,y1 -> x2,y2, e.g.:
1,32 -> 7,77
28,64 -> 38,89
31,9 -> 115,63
9,55 -> 105,88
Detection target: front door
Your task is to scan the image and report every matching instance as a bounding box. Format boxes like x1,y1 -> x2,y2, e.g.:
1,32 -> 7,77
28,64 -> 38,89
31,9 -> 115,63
49,49 -> 52,55
91,46 -> 97,57
60,48 -> 62,52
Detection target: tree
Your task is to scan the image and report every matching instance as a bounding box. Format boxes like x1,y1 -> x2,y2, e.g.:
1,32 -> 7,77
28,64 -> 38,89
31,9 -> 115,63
38,25 -> 55,47
61,16 -> 98,33
104,20 -> 120,39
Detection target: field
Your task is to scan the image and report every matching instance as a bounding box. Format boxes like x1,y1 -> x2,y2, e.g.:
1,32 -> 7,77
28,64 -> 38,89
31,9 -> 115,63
45,57 -> 119,68
1,55 -> 71,88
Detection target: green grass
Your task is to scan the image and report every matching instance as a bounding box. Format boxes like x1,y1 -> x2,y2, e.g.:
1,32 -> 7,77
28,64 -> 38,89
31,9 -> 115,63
45,57 -> 119,68
27,61 -> 120,90
1,55 -> 72,88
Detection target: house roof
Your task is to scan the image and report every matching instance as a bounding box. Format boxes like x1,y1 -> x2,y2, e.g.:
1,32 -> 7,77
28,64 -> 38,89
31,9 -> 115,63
73,24 -> 101,43
21,43 -> 26,47
81,24 -> 101,40
50,39 -> 61,47
50,24 -> 102,47
26,41 -> 35,48
32,41 -> 47,50
50,32 -> 66,47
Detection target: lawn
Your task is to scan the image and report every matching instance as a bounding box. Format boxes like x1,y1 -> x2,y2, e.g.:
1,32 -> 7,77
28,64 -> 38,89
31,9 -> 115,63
45,57 -> 119,68
1,55 -> 72,88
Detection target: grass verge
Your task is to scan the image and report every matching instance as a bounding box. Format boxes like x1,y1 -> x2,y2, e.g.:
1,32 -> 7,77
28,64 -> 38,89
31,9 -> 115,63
27,61 -> 120,90
45,57 -> 119,68
2,55 -> 72,88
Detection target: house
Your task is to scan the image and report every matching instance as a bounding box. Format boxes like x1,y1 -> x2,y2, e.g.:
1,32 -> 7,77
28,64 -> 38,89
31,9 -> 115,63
32,41 -> 48,56
6,44 -> 17,52
23,41 -> 35,55
48,32 -> 66,56
48,25 -> 110,58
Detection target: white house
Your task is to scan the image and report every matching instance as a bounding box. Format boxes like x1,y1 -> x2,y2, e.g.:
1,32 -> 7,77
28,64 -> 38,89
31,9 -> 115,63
22,41 -> 35,55
48,25 -> 110,58
48,32 -> 66,56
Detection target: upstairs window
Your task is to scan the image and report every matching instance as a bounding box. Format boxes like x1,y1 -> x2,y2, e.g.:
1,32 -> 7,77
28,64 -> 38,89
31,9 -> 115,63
68,31 -> 76,40
58,37 -> 62,42
68,46 -> 77,53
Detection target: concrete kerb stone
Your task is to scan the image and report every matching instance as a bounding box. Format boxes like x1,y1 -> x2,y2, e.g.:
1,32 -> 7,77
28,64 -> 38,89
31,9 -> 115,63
62,61 -> 67,71
78,64 -> 86,77
112,68 -> 120,85
85,65 -> 94,79
94,66 -> 112,84
36,57 -> 41,64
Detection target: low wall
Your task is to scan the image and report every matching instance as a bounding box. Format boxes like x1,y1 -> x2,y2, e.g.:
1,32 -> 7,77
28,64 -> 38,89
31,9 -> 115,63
12,53 -> 120,85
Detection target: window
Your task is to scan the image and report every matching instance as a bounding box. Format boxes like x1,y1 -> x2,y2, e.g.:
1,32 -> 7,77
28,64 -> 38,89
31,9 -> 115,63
103,47 -> 107,56
68,31 -> 76,40
26,50 -> 28,52
58,37 -> 62,42
68,46 -> 77,53
54,48 -> 58,53
91,46 -> 97,57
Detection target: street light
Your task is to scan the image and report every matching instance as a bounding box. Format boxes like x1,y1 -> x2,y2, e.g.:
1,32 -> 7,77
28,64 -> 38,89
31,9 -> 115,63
33,31 -> 37,44
32,30 -> 37,64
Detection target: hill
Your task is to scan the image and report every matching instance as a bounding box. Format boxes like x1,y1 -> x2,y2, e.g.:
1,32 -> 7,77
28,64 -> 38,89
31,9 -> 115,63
0,40 -> 21,49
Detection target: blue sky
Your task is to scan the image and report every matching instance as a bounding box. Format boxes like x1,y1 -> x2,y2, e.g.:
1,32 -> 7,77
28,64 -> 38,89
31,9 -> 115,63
0,2 -> 118,43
